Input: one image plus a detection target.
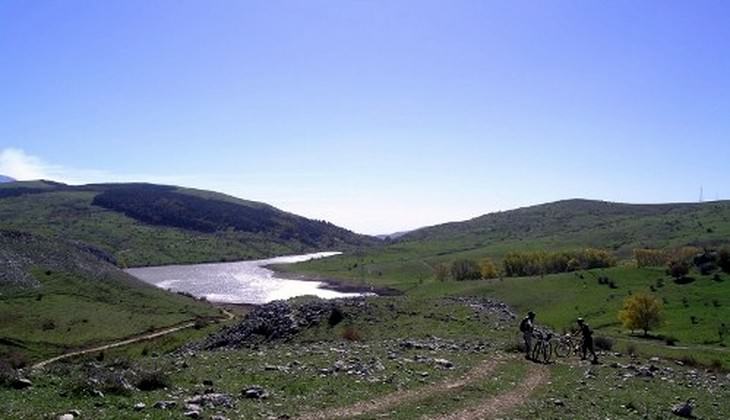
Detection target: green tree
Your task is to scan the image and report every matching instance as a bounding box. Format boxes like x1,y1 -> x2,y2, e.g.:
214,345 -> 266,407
450,259 -> 481,281
618,292 -> 663,336
667,260 -> 690,281
433,263 -> 450,282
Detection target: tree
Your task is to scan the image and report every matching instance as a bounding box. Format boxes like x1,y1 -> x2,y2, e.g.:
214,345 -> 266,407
667,261 -> 690,281
450,259 -> 481,281
479,257 -> 499,279
433,263 -> 450,282
618,292 -> 663,336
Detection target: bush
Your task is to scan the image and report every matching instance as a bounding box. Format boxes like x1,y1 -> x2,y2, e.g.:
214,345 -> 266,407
41,319 -> 56,331
667,261 -> 690,281
341,326 -> 361,341
193,318 -> 208,330
135,368 -> 171,391
719,248 -> 730,274
433,263 -> 450,282
626,343 -> 637,356
450,259 -> 481,281
594,336 -> 614,351
664,336 -> 679,346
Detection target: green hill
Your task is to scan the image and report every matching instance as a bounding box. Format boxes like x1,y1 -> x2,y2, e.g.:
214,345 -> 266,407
282,199 -> 730,287
0,230 -> 218,363
0,180 -> 378,267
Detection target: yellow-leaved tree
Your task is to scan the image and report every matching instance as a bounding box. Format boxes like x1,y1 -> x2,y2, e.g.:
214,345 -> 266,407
618,292 -> 663,336
479,257 -> 499,279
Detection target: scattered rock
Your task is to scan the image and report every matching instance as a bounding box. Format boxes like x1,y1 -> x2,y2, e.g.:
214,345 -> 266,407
153,400 -> 177,409
11,377 -> 32,389
183,410 -> 201,418
434,358 -> 454,369
133,402 -> 146,411
671,399 -> 695,418
243,386 -> 269,399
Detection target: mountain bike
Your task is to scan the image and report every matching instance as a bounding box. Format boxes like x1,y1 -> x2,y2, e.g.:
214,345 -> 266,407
554,332 -> 581,358
530,330 -> 555,364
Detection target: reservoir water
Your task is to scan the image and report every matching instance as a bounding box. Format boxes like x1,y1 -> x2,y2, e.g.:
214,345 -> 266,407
126,252 -> 367,304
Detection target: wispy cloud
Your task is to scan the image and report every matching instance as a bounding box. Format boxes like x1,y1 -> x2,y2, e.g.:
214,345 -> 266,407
0,147 -> 199,186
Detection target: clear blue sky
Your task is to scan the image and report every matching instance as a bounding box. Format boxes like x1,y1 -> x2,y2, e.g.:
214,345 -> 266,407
1,1 -> 729,234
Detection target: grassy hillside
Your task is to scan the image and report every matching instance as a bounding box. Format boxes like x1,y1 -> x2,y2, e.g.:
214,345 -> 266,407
0,181 -> 378,267
282,199 -> 730,286
0,230 -> 219,363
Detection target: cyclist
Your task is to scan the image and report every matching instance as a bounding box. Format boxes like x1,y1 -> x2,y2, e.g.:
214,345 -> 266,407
577,318 -> 599,364
519,311 -> 536,360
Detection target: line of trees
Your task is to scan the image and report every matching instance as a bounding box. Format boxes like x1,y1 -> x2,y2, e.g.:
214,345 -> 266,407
435,248 -> 616,281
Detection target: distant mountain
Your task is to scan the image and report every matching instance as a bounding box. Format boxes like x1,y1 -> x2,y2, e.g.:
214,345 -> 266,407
394,198 -> 730,258
0,175 -> 15,183
0,181 -> 379,267
376,230 -> 413,240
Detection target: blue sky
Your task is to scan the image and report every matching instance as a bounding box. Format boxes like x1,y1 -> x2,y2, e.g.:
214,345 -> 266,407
1,1 -> 729,234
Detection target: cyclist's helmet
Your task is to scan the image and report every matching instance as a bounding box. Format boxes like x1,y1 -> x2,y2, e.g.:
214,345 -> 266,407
577,317 -> 584,323
528,311 -> 536,318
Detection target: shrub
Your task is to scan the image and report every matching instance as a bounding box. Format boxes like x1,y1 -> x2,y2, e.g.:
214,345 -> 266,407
626,343 -> 637,356
664,336 -> 679,346
433,263 -> 450,282
594,336 -> 614,351
341,326 -> 361,341
618,292 -> 663,336
502,248 -> 616,277
135,368 -> 171,391
328,307 -> 345,326
193,318 -> 208,330
41,319 -> 56,331
667,261 -> 690,281
450,259 -> 481,281
719,248 -> 730,274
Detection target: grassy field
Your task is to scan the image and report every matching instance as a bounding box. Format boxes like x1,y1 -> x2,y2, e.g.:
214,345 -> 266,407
0,268 -> 220,363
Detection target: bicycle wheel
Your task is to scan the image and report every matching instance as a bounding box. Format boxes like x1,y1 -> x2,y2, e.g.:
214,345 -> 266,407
554,340 -> 570,358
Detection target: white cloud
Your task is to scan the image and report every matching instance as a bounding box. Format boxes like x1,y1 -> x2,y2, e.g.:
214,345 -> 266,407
0,148 -> 57,180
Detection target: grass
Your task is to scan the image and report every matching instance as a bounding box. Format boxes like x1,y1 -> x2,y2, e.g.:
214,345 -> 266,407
0,268 -> 219,363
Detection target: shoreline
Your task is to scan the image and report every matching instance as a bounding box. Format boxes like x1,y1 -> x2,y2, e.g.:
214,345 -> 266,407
266,265 -> 403,297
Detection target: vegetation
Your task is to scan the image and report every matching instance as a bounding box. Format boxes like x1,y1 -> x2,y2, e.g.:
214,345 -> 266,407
0,181 -> 377,267
618,292 -> 664,336
502,248 -> 615,277
479,257 -> 499,279
450,259 -> 481,281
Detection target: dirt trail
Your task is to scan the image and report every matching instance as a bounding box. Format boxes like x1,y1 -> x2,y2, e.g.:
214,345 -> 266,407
431,363 -> 549,420
31,308 -> 235,370
299,354 -> 549,420
299,354 -> 509,420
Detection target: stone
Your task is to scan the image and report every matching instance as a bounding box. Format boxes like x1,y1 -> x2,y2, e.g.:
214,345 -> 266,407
434,358 -> 454,369
153,400 -> 177,409
133,402 -> 146,411
11,377 -> 32,389
184,410 -> 201,418
672,400 -> 694,418
243,386 -> 269,399
57,415 -> 74,420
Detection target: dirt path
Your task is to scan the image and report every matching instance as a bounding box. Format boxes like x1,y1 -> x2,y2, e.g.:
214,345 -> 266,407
431,363 -> 549,420
31,308 -> 235,370
299,354 -> 509,420
299,354 -> 549,420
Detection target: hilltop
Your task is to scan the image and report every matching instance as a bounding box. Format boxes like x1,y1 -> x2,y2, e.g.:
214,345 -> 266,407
0,175 -> 15,183
0,180 -> 378,267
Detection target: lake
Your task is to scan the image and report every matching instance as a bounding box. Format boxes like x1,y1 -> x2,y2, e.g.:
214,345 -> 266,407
126,252 -> 368,304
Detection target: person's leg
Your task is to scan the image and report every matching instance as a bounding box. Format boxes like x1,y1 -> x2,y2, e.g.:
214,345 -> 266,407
588,339 -> 598,363
524,334 -> 532,359
581,339 -> 588,360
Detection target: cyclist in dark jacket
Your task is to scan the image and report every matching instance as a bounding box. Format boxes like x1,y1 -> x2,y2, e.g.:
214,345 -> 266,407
577,318 -> 599,364
520,311 -> 536,360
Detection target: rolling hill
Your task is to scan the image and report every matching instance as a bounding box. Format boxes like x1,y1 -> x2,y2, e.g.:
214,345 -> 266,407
0,180 -> 378,267
0,175 -> 15,183
282,198 -> 730,287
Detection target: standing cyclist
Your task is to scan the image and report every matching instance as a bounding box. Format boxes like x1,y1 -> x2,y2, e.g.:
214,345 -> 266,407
519,311 -> 536,360
577,318 -> 599,364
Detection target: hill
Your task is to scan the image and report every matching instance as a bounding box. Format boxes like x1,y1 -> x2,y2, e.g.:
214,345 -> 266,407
0,181 -> 378,267
0,175 -> 15,183
281,198 -> 730,287
0,230 -> 218,362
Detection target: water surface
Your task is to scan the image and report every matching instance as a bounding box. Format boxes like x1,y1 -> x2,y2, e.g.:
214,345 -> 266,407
126,252 -> 366,304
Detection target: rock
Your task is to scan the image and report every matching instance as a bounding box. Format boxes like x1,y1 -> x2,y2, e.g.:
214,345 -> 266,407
153,400 -> 177,409
11,377 -> 32,389
434,358 -> 454,369
185,403 -> 202,412
57,415 -> 74,420
211,416 -> 229,420
133,402 -> 146,411
67,410 -> 81,417
184,410 -> 201,418
203,379 -> 214,386
553,399 -> 565,406
243,386 -> 269,399
672,400 -> 695,418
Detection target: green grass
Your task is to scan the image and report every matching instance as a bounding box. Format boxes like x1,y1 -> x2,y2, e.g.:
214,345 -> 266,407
0,268 -> 218,363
